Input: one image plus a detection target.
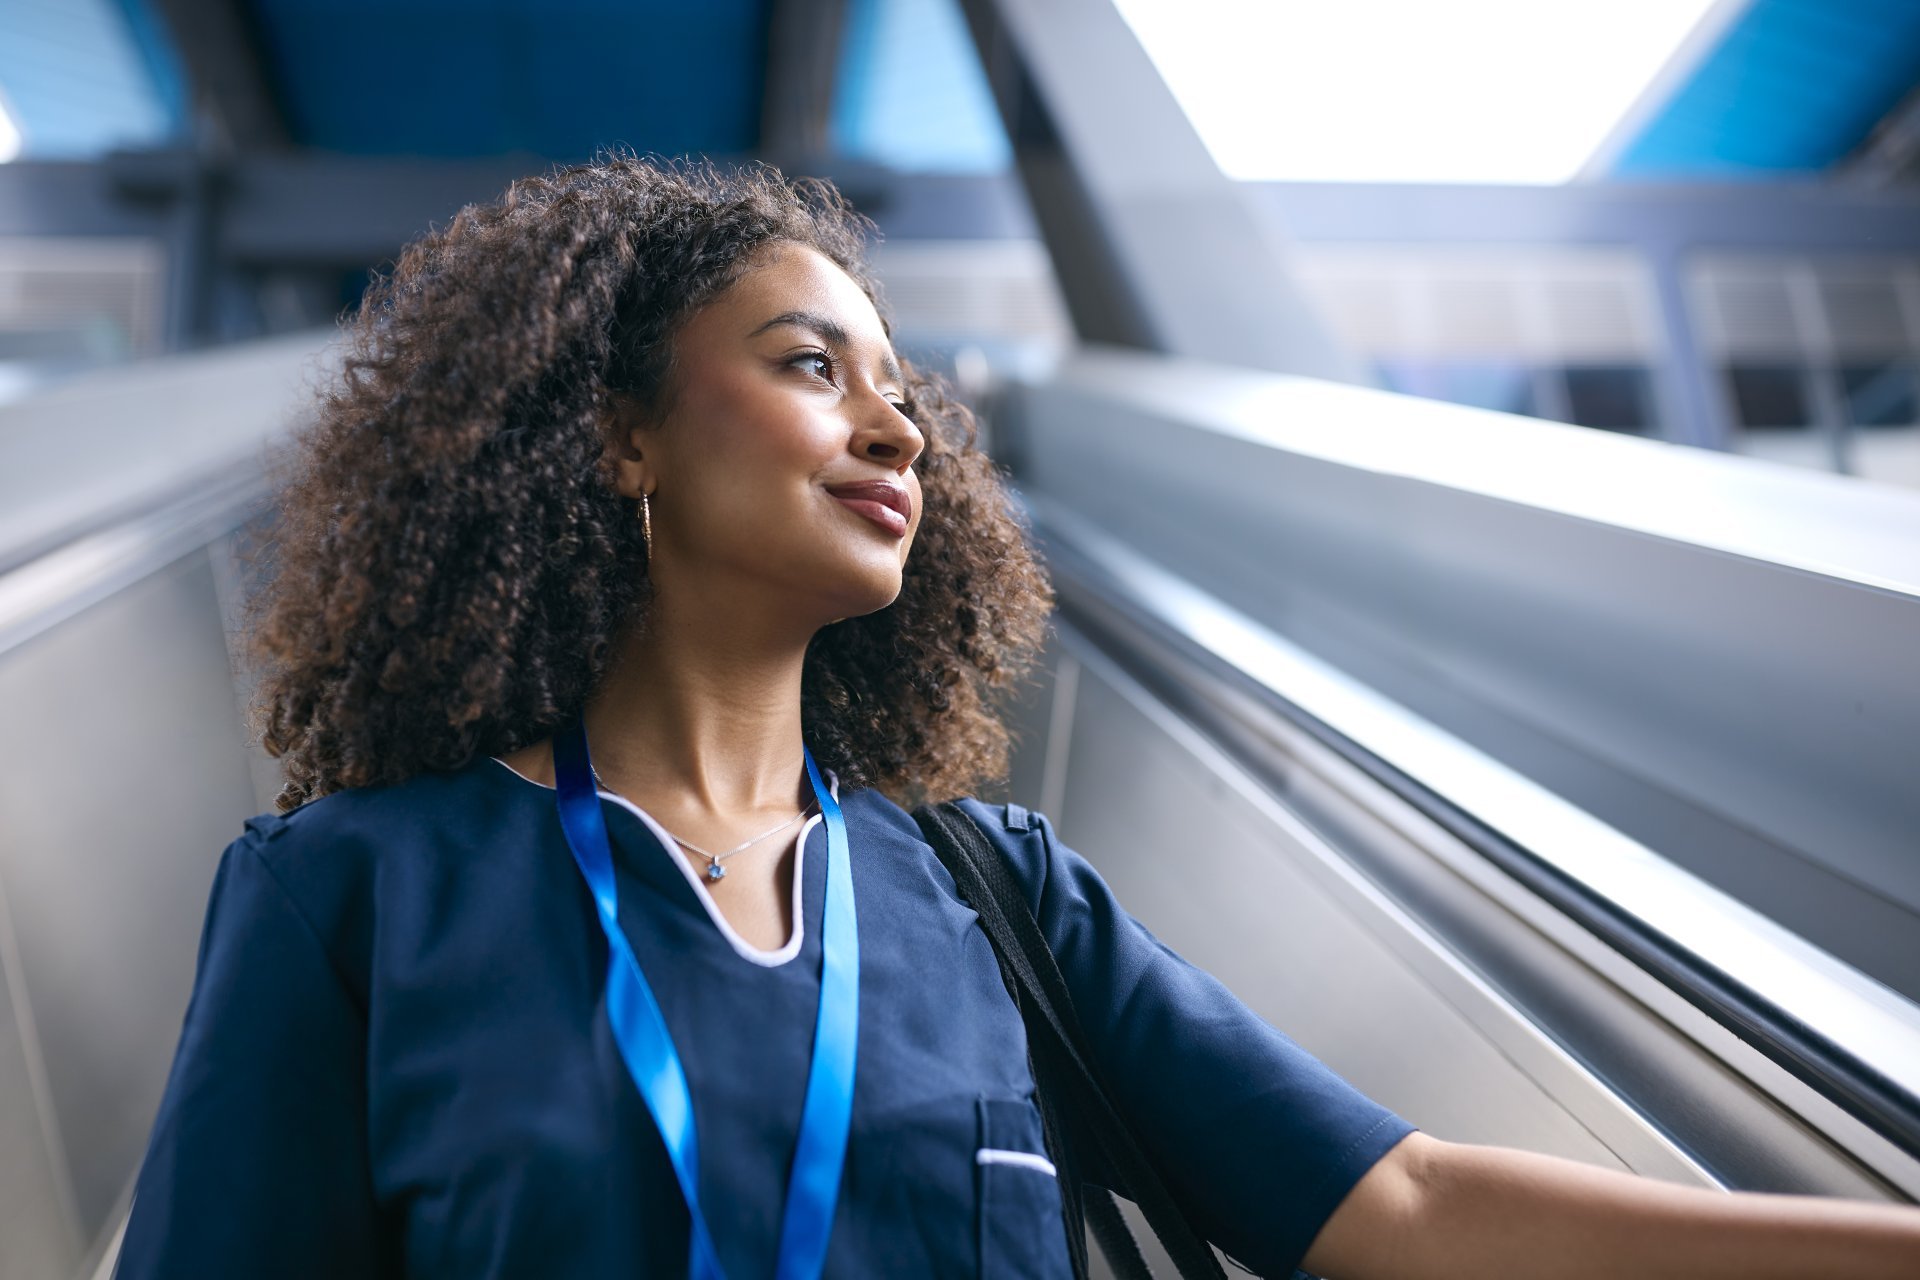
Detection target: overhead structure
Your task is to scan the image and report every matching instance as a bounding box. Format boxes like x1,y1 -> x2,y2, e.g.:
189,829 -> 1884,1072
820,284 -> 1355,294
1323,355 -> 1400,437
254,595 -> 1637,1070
955,0 -> 1365,381
1605,0 -> 1920,179
140,0 -> 289,151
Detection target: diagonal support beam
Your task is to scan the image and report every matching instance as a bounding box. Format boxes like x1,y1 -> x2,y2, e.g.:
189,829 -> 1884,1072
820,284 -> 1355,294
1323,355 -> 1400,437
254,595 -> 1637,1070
957,0 -> 1365,381
142,0 -> 290,150
759,0 -> 850,161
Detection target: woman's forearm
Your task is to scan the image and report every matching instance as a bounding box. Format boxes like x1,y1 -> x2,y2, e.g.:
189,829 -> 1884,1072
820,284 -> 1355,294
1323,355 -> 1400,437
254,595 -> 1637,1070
1307,1132 -> 1920,1279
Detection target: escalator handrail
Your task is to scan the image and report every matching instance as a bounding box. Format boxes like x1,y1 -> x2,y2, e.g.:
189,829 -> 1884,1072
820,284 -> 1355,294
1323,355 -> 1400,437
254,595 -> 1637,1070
0,458 -> 270,660
1032,499 -> 1920,1158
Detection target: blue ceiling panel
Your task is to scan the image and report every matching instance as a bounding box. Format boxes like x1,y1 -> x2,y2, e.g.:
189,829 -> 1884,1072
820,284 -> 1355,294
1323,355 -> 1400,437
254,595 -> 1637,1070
831,0 -> 1008,172
247,0 -> 770,159
0,0 -> 185,158
1612,0 -> 1920,177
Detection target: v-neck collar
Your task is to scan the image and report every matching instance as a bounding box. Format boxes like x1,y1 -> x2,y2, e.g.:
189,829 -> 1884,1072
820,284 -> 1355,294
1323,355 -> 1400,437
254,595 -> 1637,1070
486,755 -> 838,967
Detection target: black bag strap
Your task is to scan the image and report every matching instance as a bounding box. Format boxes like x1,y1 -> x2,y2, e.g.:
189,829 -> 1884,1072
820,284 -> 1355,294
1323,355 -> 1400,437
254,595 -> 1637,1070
912,801 -> 1228,1280
963,870 -> 1103,1280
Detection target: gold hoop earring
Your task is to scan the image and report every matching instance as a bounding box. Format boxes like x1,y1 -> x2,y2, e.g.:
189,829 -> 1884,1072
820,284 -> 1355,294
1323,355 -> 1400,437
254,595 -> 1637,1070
640,491 -> 653,559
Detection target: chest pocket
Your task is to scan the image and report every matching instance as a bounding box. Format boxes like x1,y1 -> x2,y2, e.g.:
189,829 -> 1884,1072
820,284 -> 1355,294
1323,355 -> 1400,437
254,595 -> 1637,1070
975,1096 -> 1074,1280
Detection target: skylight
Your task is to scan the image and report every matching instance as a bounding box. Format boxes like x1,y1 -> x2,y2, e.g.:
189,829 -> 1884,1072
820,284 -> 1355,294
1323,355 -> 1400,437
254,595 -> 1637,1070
1110,0 -> 1731,184
0,89 -> 20,164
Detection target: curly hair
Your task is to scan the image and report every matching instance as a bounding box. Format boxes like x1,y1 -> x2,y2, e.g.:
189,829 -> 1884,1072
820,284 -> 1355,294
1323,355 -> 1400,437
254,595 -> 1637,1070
249,153 -> 1053,812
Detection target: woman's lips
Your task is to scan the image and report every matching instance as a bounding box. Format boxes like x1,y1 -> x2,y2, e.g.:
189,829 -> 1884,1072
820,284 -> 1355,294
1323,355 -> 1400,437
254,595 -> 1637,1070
830,495 -> 909,537
825,481 -> 911,538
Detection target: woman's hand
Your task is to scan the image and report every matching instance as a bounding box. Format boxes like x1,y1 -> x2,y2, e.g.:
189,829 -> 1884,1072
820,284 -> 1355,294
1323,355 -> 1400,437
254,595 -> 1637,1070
1302,1131 -> 1920,1279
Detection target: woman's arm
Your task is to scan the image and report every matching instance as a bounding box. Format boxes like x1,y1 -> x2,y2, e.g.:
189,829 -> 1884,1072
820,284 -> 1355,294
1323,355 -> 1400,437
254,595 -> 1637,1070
117,833 -> 388,1279
1303,1132 -> 1920,1279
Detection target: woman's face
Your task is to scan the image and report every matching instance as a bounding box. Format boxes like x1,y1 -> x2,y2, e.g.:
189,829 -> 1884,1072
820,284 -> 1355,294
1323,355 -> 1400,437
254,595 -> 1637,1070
623,243 -> 926,627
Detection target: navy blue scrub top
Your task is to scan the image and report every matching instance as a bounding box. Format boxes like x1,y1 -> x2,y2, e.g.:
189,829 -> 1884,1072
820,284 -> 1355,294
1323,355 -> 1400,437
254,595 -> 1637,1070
118,754 -> 1413,1279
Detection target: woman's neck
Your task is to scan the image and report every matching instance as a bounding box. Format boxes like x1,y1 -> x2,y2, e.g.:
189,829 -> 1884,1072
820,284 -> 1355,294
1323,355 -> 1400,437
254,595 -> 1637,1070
579,595 -> 813,817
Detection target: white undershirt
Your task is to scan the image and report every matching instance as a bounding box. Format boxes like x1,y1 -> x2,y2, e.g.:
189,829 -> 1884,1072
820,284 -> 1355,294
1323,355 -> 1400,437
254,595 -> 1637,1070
489,756 -> 836,968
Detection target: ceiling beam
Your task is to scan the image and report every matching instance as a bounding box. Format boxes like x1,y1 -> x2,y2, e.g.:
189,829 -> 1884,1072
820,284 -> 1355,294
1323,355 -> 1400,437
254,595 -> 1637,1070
759,0 -> 850,162
142,0 -> 290,150
1843,83 -> 1920,188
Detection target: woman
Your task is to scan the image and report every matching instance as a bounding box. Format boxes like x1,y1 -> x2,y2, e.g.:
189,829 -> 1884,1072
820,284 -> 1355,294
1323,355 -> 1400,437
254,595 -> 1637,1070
119,155 -> 1919,1278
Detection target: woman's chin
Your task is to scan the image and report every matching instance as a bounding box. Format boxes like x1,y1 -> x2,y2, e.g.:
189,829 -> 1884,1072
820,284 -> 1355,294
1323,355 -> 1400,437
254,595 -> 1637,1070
813,568 -> 906,623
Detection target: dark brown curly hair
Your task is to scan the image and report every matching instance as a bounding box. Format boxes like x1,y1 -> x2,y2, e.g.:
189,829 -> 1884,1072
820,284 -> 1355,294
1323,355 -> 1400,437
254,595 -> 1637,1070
250,153 -> 1053,812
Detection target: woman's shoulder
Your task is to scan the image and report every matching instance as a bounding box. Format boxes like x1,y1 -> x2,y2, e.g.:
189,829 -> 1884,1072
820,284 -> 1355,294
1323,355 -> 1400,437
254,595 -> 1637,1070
853,790 -> 1065,913
205,759 -> 543,991
231,756 -> 530,894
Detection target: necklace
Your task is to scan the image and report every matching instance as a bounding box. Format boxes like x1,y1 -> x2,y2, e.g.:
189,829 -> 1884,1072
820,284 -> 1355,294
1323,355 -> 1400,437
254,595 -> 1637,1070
593,767 -> 813,882
666,806 -> 813,882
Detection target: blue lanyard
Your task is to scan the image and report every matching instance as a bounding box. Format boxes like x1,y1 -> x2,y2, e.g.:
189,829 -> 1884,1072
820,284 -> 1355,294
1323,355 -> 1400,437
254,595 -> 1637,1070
552,717 -> 859,1280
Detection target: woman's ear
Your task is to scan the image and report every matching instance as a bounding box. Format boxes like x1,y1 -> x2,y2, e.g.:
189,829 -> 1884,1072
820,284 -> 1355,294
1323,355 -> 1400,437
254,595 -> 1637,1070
604,393 -> 657,501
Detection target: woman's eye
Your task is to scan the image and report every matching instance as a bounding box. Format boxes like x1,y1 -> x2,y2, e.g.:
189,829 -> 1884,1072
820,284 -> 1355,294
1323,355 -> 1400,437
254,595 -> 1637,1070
890,400 -> 917,421
792,351 -> 835,381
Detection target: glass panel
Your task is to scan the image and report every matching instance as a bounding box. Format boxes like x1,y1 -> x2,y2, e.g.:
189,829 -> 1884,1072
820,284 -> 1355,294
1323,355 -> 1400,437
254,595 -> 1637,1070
1840,363 -> 1918,428
1562,365 -> 1654,433
1725,365 -> 1810,430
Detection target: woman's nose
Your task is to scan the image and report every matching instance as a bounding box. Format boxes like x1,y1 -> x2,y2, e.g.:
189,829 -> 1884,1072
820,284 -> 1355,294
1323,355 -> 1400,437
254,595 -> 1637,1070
853,389 -> 925,471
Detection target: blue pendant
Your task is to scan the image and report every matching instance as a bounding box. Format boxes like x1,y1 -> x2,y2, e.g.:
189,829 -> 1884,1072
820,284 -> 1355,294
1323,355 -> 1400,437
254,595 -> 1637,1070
706,862 -> 726,882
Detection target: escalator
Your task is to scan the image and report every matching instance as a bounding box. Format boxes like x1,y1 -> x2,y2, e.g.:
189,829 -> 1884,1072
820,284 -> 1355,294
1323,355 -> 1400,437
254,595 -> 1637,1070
0,335 -> 1915,1280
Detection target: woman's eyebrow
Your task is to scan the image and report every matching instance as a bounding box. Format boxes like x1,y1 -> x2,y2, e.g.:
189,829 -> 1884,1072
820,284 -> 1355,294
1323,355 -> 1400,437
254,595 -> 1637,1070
750,309 -> 903,386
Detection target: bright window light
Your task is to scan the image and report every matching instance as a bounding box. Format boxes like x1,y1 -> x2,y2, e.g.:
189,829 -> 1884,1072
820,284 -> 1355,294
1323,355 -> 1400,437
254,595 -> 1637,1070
1110,0 -> 1728,184
0,89 -> 21,164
